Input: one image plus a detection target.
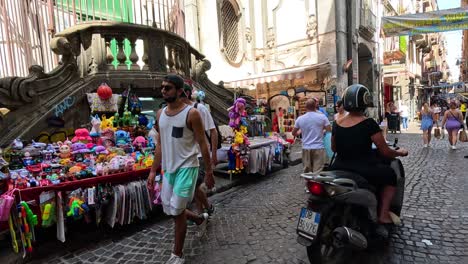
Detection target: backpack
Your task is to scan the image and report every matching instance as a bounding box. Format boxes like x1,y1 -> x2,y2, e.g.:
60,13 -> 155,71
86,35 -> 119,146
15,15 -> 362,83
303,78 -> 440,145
194,103 -> 222,149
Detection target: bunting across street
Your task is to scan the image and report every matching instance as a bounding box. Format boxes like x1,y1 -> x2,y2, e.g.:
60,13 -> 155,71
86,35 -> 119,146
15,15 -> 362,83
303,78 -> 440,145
382,7 -> 468,36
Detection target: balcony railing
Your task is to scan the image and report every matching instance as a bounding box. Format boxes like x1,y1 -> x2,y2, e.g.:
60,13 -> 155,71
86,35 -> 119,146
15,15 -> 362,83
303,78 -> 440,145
54,22 -> 203,78
359,6 -> 377,40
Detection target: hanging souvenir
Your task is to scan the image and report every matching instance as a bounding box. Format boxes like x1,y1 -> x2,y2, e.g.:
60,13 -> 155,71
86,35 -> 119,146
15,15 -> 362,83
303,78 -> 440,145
87,83 -> 122,113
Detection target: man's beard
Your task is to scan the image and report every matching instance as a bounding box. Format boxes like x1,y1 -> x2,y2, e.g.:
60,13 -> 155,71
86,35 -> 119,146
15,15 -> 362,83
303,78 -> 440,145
164,95 -> 177,103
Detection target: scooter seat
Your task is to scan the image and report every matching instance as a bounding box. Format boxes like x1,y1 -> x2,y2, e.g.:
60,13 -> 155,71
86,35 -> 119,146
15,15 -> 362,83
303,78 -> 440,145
320,170 -> 376,193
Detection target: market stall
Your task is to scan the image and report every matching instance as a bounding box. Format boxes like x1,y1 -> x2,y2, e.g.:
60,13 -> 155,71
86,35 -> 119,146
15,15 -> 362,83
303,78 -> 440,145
215,98 -> 290,180
0,83 -> 161,255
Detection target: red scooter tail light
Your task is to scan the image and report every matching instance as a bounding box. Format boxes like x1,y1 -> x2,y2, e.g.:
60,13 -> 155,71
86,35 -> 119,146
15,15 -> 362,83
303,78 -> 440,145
307,181 -> 326,196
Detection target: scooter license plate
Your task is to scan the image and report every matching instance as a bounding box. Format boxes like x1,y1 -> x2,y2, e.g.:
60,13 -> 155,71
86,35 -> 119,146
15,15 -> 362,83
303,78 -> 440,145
297,208 -> 320,238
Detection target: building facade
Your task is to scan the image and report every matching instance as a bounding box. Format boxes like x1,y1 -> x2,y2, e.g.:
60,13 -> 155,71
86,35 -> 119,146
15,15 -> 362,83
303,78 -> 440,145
461,0 -> 468,84
380,0 -> 449,120
185,0 -> 381,117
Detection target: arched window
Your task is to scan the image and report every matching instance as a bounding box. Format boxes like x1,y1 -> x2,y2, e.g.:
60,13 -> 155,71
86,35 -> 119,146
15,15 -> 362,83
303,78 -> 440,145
218,0 -> 242,65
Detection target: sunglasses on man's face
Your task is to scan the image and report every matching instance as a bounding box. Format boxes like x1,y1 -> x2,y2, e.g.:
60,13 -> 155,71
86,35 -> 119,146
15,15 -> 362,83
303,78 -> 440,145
161,84 -> 175,91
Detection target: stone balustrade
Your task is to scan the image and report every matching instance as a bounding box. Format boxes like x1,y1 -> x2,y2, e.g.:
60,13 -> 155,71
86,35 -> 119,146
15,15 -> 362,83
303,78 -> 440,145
54,21 -> 204,78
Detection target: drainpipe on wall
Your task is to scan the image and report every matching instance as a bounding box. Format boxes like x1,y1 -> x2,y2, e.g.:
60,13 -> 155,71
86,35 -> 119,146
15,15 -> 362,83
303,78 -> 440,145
346,0 -> 354,86
335,0 -> 348,95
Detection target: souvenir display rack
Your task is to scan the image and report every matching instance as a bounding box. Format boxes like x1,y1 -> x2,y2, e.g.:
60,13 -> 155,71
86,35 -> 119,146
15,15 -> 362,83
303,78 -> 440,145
0,83 -> 161,255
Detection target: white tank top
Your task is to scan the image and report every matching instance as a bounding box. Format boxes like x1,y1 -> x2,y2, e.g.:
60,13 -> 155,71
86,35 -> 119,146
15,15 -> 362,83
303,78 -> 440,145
159,105 -> 199,173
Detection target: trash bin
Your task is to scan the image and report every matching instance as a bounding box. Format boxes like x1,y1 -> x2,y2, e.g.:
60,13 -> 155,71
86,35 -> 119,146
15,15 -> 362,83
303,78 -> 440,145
387,113 -> 401,133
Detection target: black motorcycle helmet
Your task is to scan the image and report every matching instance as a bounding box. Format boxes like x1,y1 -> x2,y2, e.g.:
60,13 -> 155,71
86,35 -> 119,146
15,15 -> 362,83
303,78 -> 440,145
342,84 -> 374,112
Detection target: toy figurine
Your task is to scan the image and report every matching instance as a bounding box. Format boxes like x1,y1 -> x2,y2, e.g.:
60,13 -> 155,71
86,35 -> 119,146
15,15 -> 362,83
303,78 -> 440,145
22,152 -> 35,166
112,113 -> 120,128
132,136 -> 146,151
71,143 -> 89,163
115,130 -> 130,146
100,115 -> 115,130
90,115 -> 101,137
102,163 -> 110,176
95,163 -> 103,176
131,115 -> 139,126
109,157 -> 122,173
68,165 -> 82,177
11,138 -> 23,150
8,151 -> 24,170
72,128 -> 93,145
71,143 -> 89,154
57,142 -> 71,159
121,108 -> 132,127
124,156 -> 135,172
31,140 -> 47,149
94,145 -> 109,155
0,148 -> 8,169
47,173 -> 60,185
41,149 -> 54,164
138,114 -> 149,127
66,197 -> 89,219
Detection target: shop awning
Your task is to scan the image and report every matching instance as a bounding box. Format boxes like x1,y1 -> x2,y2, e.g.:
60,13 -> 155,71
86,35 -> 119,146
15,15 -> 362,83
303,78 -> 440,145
226,62 -> 330,88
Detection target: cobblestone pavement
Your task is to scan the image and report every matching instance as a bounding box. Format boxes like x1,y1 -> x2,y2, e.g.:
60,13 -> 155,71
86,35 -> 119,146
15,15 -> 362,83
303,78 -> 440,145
4,125 -> 468,264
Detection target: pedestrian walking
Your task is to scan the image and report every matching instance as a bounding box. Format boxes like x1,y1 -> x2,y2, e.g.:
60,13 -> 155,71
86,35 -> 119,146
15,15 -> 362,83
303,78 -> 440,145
292,99 -> 331,174
420,103 -> 434,148
181,83 -> 217,216
399,102 -> 409,130
147,75 -> 214,264
461,101 -> 467,123
432,103 -> 443,138
442,101 -> 465,150
333,100 -> 347,121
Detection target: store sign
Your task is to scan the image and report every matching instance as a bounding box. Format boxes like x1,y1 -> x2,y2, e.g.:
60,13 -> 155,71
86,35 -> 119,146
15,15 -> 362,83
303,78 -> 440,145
382,8 -> 468,36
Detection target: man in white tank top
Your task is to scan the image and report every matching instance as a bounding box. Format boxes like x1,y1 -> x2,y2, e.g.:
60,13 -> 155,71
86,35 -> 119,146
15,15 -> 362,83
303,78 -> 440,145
147,75 -> 214,264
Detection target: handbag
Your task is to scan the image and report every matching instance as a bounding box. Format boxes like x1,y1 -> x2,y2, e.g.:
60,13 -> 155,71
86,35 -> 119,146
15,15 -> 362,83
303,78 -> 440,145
0,189 -> 19,222
459,129 -> 468,142
434,128 -> 441,139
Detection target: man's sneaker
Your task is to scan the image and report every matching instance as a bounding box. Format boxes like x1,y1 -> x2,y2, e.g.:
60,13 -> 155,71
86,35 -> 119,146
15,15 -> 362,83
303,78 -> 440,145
196,213 -> 209,238
166,253 -> 185,264
451,145 -> 457,150
205,204 -> 215,217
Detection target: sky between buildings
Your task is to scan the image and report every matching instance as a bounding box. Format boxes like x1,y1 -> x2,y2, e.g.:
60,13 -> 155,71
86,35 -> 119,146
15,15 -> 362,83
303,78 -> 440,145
438,0 -> 462,82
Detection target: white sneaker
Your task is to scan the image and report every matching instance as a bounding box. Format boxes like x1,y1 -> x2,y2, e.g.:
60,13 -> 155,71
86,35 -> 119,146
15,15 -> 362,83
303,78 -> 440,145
196,213 -> 209,238
166,253 -> 185,264
423,144 -> 428,148
451,145 -> 457,150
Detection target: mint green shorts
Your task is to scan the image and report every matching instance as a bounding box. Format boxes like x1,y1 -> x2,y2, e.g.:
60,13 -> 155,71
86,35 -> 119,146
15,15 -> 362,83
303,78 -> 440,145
161,167 -> 199,216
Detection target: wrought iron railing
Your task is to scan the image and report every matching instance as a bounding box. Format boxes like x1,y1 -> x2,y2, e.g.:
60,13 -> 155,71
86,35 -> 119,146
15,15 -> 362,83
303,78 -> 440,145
0,0 -> 185,78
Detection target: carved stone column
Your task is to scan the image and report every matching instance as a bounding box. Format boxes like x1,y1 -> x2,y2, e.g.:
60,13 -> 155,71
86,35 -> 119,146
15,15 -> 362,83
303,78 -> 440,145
142,37 -> 150,71
167,45 -> 175,73
128,35 -> 140,70
104,36 -> 115,70
115,36 -> 127,70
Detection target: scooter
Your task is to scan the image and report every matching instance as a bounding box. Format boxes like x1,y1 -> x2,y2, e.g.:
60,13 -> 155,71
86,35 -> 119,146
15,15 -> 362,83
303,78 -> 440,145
296,139 -> 405,264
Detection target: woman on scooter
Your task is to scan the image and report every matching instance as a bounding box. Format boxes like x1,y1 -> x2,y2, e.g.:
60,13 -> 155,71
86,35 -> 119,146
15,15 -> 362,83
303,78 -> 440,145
330,84 -> 408,224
